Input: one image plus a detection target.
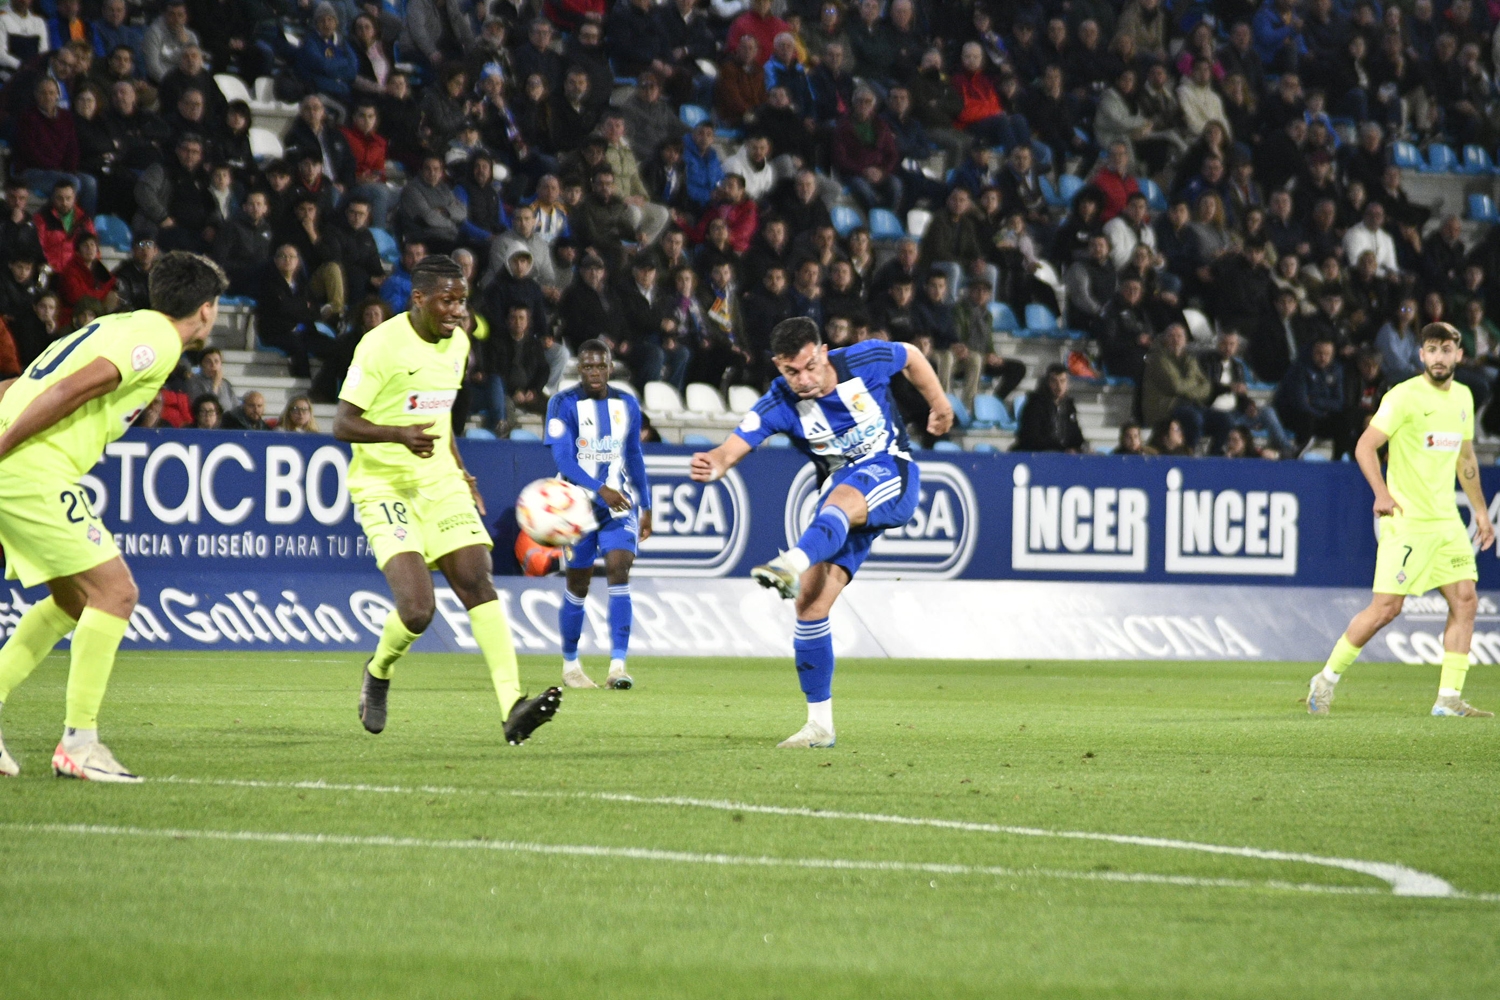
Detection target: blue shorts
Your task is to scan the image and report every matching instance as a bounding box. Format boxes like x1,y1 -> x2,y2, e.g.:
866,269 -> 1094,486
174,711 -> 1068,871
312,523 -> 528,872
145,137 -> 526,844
565,507 -> 639,570
822,455 -> 920,578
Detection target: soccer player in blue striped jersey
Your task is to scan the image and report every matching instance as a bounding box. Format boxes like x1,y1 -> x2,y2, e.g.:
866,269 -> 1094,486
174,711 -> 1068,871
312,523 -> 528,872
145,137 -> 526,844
545,340 -> 653,690
690,318 -> 953,747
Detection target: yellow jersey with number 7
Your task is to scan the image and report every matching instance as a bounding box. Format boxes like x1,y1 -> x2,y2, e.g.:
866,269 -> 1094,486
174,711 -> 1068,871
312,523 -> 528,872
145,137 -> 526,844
0,310 -> 183,480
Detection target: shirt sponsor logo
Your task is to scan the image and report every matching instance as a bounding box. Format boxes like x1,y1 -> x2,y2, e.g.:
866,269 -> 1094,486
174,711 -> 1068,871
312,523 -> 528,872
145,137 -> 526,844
1011,464 -> 1149,572
1165,468 -> 1299,576
1423,431 -> 1462,452
575,435 -> 623,464
637,455 -> 750,576
785,462 -> 978,578
404,390 -> 457,413
131,345 -> 156,371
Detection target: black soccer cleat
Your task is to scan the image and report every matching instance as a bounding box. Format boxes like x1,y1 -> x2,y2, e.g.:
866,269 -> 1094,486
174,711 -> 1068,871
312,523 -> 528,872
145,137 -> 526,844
504,687 -> 563,745
359,659 -> 389,734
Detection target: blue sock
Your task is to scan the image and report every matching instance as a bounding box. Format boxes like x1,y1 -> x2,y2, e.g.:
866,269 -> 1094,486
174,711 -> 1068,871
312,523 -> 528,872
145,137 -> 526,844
793,507 -> 851,567
560,590 -> 585,660
793,617 -> 834,702
607,584 -> 632,661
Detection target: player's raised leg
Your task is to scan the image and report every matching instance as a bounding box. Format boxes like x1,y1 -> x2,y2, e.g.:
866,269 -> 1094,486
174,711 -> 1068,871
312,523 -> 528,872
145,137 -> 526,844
48,558 -> 144,782
438,544 -> 562,744
1308,593 -> 1405,715
360,551 -> 437,733
1431,580 -> 1492,716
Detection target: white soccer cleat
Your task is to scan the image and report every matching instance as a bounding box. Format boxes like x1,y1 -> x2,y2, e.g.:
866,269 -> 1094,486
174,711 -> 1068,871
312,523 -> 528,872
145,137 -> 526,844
0,733 -> 18,777
1431,695 -> 1494,718
776,721 -> 836,748
606,667 -> 633,690
1307,672 -> 1336,716
562,665 -> 599,688
751,552 -> 802,600
51,739 -> 142,783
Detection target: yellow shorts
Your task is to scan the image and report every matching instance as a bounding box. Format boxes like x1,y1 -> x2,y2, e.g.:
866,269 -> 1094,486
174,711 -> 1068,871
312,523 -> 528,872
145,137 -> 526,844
1373,516 -> 1477,596
353,474 -> 491,571
0,475 -> 121,588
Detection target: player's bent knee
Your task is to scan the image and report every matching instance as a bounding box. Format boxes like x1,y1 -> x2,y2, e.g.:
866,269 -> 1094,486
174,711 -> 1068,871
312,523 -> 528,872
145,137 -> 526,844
398,603 -> 435,634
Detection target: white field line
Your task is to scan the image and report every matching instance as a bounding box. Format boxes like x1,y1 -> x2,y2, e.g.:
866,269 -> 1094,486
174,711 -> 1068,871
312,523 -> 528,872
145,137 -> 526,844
0,821 -> 1390,898
145,776 -> 1492,901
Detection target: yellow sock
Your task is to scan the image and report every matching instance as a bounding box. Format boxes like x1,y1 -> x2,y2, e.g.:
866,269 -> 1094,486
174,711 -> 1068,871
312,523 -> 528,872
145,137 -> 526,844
0,597 -> 78,702
369,610 -> 420,680
468,600 -> 520,713
64,608 -> 130,730
1323,634 -> 1362,678
1439,651 -> 1470,696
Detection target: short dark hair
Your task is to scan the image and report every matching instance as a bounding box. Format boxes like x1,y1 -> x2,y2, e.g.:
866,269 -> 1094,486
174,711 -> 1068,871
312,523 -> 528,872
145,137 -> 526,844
192,393 -> 222,413
410,254 -> 466,293
1045,362 -> 1069,378
1421,321 -> 1462,345
51,178 -> 77,193
770,316 -> 821,358
149,251 -> 229,318
200,347 -> 222,361
577,338 -> 611,358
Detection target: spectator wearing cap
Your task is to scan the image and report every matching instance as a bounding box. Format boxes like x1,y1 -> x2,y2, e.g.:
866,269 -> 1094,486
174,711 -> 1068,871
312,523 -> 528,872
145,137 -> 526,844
395,155 -> 466,252
715,34 -> 767,128
110,232 -> 157,309
406,0 -> 477,73
1013,363 -> 1085,453
141,0 -> 196,83
295,3 -> 358,103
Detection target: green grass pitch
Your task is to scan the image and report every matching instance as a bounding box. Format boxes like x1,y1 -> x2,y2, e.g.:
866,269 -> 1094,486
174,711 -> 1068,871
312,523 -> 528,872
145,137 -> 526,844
2,650 -> 1499,999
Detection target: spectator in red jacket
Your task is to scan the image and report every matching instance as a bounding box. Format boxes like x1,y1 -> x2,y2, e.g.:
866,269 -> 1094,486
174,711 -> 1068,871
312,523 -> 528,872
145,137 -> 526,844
341,101 -> 394,225
15,77 -> 99,214
57,230 -> 119,326
951,42 -> 1030,151
33,177 -> 97,275
832,87 -> 901,211
689,173 -> 758,252
726,0 -> 788,67
1093,141 -> 1142,222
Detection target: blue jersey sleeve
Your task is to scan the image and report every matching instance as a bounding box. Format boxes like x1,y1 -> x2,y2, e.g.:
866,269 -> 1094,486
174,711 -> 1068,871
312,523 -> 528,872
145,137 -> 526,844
843,339 -> 910,384
623,395 -> 650,508
732,387 -> 794,447
545,393 -> 607,493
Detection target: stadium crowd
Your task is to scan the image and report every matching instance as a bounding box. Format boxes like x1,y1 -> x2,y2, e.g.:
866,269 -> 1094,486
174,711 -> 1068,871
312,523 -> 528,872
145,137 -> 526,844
2,0 -> 1500,455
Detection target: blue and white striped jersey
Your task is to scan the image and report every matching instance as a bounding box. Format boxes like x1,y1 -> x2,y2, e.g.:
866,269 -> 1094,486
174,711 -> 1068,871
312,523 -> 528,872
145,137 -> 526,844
733,340 -> 912,479
545,386 -> 650,519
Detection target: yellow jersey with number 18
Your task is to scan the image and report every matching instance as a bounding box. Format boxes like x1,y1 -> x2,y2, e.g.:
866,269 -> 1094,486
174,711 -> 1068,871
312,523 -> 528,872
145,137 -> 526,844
339,312 -> 469,493
0,310 -> 183,480
1369,374 -> 1474,525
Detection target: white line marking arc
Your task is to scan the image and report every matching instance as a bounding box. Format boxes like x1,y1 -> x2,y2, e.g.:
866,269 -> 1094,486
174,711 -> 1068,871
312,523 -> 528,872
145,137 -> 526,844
123,775 -> 1494,901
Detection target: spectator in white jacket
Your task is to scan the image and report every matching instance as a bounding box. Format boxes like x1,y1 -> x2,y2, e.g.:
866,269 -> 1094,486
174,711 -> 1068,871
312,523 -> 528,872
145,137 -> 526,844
1177,57 -> 1228,139
1104,192 -> 1158,270
1342,202 -> 1400,279
721,134 -> 776,201
0,0 -> 49,77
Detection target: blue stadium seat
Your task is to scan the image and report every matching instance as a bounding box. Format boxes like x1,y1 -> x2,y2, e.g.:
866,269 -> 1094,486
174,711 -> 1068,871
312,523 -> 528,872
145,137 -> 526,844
1029,140 -> 1052,170
1040,176 -> 1065,208
1012,395 -> 1026,424
1022,303 -> 1058,337
1419,144 -> 1458,173
371,227 -> 398,265
868,208 -> 904,240
946,392 -> 972,429
1391,141 -> 1421,169
682,433 -> 715,446
95,215 -> 132,253
679,104 -> 709,128
464,427 -> 497,440
1057,174 -> 1084,204
971,394 -> 1006,429
989,302 -> 1018,333
1301,450 -> 1330,462
509,428 -> 542,442
1464,144 -> 1497,174
830,204 -> 862,237
970,441 -> 998,453
1468,193 -> 1499,223
1138,177 -> 1167,212
933,440 -> 963,452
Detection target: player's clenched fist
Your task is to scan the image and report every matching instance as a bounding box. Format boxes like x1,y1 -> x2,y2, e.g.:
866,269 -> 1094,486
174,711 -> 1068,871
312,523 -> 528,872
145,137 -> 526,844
396,421 -> 439,457
689,451 -> 723,482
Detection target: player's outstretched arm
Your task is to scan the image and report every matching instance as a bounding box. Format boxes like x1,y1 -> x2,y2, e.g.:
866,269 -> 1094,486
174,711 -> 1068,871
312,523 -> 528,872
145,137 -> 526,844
1353,425 -> 1399,517
900,345 -> 955,437
690,434 -> 753,483
331,400 -> 438,458
1458,440 -> 1494,550
0,358 -> 121,461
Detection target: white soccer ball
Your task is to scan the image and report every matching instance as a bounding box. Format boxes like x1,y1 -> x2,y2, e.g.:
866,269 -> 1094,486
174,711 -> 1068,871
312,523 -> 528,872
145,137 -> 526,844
516,478 -> 596,547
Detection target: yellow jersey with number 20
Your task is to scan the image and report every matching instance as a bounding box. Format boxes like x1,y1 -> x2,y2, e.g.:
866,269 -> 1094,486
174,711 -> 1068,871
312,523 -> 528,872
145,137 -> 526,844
0,310 -> 183,480
1369,374 -> 1474,525
339,312 -> 469,493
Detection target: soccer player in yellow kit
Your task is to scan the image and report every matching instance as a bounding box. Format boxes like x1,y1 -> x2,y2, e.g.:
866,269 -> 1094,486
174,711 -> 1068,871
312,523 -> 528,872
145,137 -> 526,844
333,255 -> 562,744
0,252 -> 228,781
1310,323 -> 1496,717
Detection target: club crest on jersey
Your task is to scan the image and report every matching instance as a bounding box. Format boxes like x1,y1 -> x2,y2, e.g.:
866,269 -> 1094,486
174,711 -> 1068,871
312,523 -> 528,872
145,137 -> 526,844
393,527 -> 407,541
87,525 -> 102,545
130,345 -> 155,371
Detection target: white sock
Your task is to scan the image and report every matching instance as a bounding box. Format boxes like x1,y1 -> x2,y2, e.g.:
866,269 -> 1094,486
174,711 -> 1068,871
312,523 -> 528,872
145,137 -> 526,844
1439,687 -> 1462,698
807,699 -> 833,732
63,726 -> 97,751
1320,667 -> 1341,684
783,548 -> 812,575
562,656 -> 581,672
609,658 -> 627,675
